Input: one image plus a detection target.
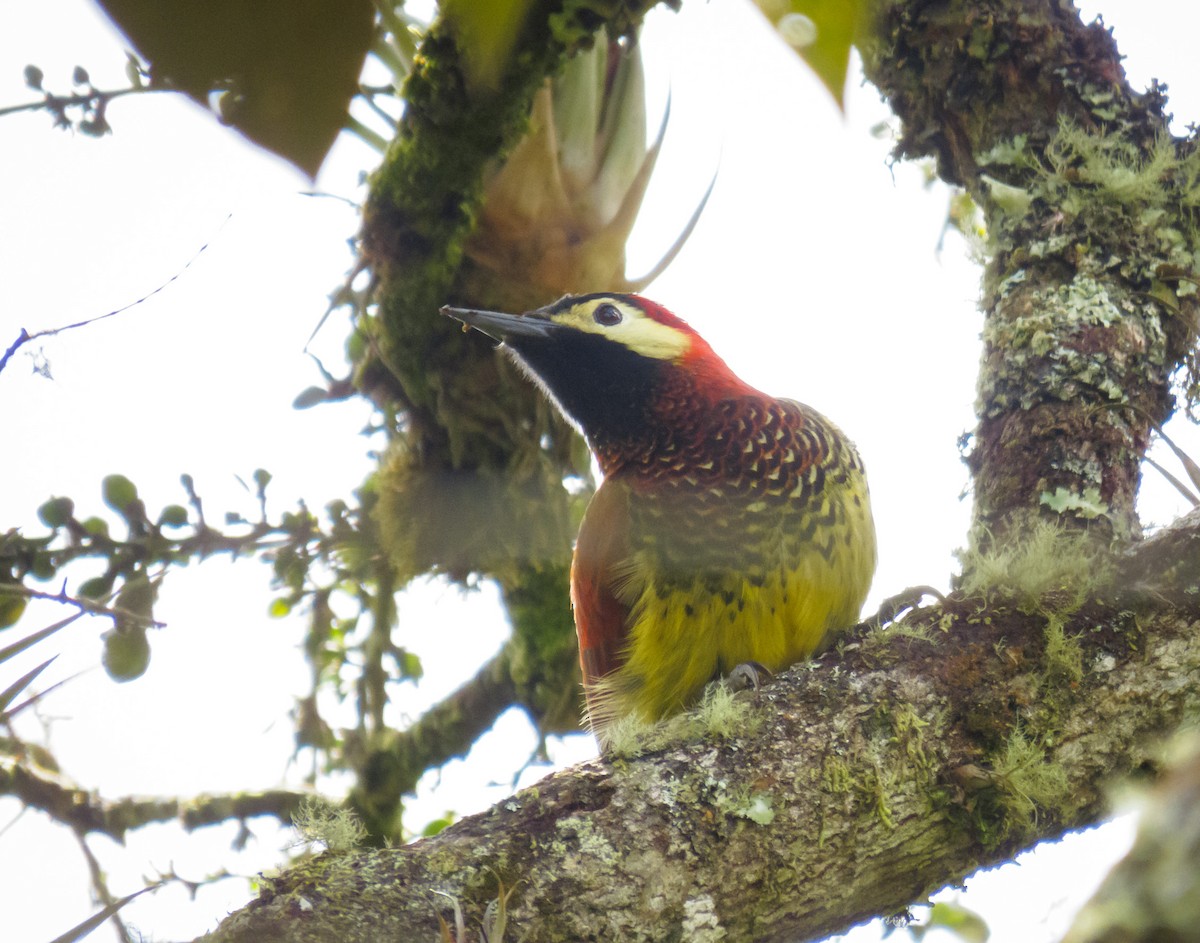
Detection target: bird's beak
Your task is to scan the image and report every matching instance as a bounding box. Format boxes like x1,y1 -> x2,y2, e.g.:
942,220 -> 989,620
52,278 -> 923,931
440,305 -> 557,343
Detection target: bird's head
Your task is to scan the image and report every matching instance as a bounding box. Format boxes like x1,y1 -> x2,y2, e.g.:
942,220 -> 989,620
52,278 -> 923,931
441,293 -> 753,451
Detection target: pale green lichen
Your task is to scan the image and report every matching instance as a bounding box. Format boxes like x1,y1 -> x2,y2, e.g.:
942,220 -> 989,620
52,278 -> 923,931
711,783 -> 776,826
681,893 -> 728,942
694,682 -> 760,739
981,273 -> 1134,410
1040,485 -> 1108,519
553,814 -> 621,873
736,793 -> 776,826
291,797 -> 368,853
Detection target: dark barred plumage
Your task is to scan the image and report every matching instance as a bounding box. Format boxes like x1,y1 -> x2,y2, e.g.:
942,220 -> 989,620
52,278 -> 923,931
442,293 -> 876,742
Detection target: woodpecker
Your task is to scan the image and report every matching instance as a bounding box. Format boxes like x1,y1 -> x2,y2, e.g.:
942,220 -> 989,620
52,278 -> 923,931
442,293 -> 876,742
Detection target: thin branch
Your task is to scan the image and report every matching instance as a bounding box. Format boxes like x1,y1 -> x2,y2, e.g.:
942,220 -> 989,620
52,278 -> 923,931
0,222 -> 226,377
0,755 -> 310,842
4,584 -> 166,628
72,827 -> 135,943
0,83 -> 156,120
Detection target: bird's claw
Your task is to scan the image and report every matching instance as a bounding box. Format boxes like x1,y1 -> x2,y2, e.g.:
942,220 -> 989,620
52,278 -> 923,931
870,585 -> 945,627
725,660 -> 772,694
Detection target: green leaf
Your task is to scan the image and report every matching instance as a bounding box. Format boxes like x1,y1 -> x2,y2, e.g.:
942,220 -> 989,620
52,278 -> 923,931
78,575 -> 115,601
754,0 -> 867,107
920,901 -> 991,943
0,591 -> 26,629
80,517 -> 109,538
0,615 -> 77,665
30,553 -> 56,581
441,0 -> 538,95
102,626 -> 151,682
269,597 -> 293,618
95,0 -> 375,177
38,496 -> 75,529
292,386 -> 328,409
158,504 -> 189,527
396,649 -> 424,681
0,656 -> 56,715
253,468 -> 273,492
47,885 -> 157,943
420,811 -> 457,837
115,574 -> 157,624
101,473 -> 138,515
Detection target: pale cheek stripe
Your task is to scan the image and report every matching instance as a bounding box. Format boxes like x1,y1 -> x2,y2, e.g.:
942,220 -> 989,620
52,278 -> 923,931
559,301 -> 691,362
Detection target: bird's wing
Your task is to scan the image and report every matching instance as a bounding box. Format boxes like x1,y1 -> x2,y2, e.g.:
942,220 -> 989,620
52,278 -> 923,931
570,476 -> 633,702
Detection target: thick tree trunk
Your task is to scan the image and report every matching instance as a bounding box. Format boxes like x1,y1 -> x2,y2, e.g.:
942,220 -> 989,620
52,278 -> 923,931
861,0 -> 1199,550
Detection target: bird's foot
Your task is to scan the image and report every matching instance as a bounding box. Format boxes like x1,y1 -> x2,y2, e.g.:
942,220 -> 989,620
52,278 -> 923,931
724,660 -> 773,695
869,585 -> 946,627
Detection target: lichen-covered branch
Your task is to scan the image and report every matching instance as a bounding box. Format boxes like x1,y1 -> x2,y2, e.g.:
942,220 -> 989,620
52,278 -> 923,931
0,752 -> 307,842
201,515 -> 1200,943
861,0 -> 1200,550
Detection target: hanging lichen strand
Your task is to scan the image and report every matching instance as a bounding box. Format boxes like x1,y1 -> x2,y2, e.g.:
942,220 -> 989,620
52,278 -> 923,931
861,0 -> 1200,552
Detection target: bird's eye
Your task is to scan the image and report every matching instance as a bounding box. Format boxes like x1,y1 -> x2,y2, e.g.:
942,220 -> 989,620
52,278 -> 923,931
593,303 -> 623,326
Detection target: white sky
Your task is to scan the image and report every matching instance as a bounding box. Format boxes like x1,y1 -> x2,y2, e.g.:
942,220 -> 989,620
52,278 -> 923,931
0,0 -> 1196,940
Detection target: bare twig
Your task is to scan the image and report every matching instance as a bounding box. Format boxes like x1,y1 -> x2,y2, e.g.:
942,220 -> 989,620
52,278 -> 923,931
0,224 -> 225,377
72,828 -> 136,943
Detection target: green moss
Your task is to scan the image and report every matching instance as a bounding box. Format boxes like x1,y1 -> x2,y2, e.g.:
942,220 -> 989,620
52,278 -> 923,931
889,705 -> 935,773
822,756 -> 853,795
360,0 -> 670,439
1042,613 -> 1085,686
604,681 -> 760,758
861,765 -> 896,829
987,728 -> 1072,840
957,519 -> 1115,605
819,749 -> 896,830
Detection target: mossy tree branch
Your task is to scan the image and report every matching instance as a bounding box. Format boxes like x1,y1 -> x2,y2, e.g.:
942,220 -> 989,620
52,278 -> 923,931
1061,727 -> 1200,943
201,512 -> 1200,943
